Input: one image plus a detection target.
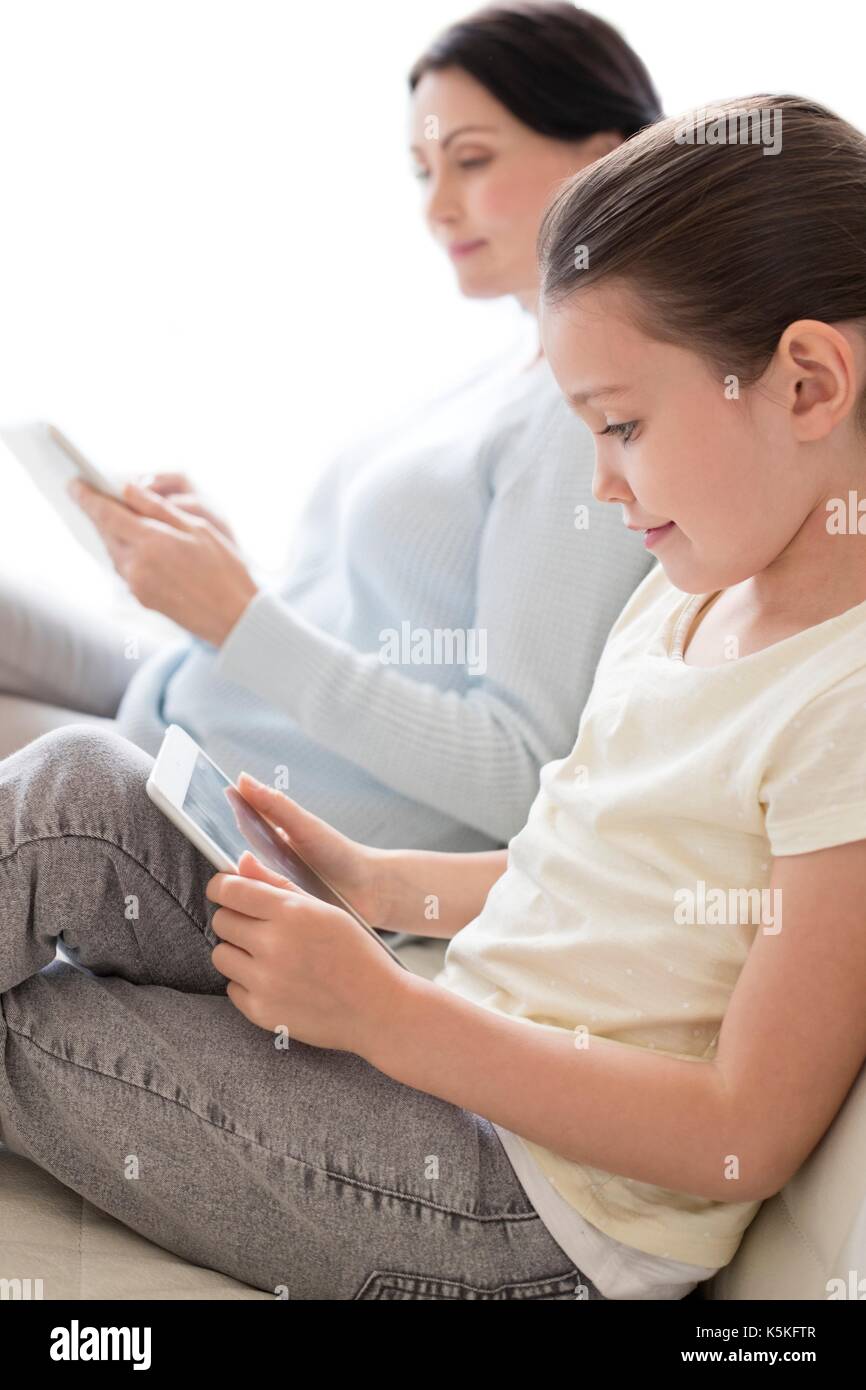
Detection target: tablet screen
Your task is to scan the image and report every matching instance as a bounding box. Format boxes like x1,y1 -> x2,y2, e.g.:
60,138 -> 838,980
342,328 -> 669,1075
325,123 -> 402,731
183,751 -> 351,915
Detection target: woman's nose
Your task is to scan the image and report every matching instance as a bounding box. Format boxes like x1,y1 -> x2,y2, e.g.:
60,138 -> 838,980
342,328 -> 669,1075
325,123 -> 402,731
424,171 -> 461,228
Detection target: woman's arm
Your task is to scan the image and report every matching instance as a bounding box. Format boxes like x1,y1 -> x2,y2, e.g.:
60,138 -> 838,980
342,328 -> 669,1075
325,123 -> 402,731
367,836 -> 866,1204
215,402 -> 654,843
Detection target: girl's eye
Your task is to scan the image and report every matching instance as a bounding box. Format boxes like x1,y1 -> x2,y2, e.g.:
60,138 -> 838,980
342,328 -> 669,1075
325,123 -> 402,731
600,420 -> 638,444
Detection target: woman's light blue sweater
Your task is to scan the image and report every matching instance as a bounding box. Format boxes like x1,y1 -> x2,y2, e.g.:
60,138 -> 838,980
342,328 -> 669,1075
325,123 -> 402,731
115,339 -> 655,851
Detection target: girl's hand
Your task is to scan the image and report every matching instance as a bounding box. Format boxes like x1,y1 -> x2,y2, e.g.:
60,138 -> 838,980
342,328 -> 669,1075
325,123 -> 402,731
206,851 -> 410,1057
136,470 -> 237,543
69,478 -> 258,646
234,773 -> 392,929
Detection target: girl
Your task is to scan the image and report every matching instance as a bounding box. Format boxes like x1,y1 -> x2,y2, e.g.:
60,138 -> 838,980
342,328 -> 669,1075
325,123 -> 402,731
0,2 -> 660,857
3,92 -> 865,1301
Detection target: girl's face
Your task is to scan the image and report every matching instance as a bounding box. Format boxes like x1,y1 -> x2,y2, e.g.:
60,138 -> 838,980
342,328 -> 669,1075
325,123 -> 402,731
540,281 -> 841,595
409,66 -> 621,310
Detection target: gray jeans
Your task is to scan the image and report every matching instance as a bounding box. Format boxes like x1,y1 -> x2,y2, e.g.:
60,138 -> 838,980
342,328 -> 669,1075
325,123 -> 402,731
0,724 -> 606,1300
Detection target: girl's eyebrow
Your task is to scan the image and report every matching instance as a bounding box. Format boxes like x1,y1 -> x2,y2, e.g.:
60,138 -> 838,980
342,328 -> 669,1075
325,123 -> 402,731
409,124 -> 498,155
567,384 -> 629,406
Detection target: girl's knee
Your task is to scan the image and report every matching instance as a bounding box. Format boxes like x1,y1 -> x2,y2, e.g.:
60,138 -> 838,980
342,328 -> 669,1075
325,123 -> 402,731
4,723 -> 152,807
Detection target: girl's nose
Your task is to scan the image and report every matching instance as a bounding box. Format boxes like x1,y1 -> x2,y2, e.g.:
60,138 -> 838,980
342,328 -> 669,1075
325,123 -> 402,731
592,454 -> 631,507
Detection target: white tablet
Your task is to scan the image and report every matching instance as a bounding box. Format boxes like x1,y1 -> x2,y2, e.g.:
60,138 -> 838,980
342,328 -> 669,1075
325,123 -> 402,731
146,724 -> 408,970
0,420 -> 126,567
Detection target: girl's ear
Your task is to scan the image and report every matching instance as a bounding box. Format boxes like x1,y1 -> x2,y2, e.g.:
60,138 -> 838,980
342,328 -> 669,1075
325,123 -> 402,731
776,320 -> 859,442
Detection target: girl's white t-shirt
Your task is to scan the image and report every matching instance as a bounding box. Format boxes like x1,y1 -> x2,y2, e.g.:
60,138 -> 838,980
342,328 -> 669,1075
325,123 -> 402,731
492,1122 -> 717,1299
435,558 -> 866,1289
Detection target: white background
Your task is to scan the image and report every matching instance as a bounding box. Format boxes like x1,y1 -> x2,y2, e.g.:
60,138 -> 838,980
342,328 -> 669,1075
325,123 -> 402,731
1,0 -> 863,614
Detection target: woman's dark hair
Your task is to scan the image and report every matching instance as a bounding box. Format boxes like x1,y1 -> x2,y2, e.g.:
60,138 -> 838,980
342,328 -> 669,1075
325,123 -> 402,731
538,93 -> 866,433
408,2 -> 663,141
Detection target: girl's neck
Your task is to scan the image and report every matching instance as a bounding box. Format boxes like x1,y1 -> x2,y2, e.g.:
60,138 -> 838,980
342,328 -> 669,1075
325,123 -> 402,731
740,495 -> 866,630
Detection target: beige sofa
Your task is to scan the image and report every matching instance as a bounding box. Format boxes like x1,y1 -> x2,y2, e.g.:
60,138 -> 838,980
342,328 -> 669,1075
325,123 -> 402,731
1,692 -> 864,1301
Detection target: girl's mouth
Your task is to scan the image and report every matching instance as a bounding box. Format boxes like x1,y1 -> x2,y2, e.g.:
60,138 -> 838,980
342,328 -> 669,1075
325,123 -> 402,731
644,521 -> 675,549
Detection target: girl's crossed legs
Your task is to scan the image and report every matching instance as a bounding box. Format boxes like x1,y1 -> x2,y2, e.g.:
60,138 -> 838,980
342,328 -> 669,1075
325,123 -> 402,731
0,725 -> 605,1300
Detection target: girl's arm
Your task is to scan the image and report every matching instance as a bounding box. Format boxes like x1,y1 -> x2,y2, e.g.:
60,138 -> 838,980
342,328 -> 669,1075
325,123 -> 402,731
377,846 -> 508,939
368,836 -> 866,1205
235,775 -> 506,938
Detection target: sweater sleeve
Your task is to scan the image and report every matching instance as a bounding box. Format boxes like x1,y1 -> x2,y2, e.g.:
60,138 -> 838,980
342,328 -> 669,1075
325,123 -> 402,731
213,389 -> 655,842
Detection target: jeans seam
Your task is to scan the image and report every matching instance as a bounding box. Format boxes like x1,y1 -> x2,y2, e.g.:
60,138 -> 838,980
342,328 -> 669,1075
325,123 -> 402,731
0,831 -> 211,936
354,1267 -> 582,1299
1,1019 -> 542,1228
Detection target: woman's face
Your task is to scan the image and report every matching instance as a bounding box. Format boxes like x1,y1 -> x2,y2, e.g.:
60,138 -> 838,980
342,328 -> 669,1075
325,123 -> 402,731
409,66 -> 621,309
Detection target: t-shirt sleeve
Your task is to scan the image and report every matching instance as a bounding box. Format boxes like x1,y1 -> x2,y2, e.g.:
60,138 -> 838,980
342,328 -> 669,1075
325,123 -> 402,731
760,665 -> 866,856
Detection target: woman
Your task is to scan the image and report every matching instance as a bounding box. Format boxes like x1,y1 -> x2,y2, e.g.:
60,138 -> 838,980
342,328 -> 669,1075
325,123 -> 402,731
0,3 -> 660,853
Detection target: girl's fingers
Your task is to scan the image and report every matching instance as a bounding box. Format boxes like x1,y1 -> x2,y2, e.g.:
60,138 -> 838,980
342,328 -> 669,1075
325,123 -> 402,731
210,930 -> 257,984
237,849 -> 296,891
206,870 -> 289,919
236,773 -> 329,852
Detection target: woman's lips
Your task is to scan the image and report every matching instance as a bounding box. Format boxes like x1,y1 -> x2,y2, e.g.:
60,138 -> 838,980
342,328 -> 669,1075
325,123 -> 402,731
449,239 -> 487,259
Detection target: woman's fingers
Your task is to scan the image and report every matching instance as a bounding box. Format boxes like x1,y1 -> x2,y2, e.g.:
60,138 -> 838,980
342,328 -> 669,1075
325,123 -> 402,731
121,480 -> 197,532
70,480 -> 148,544
136,480 -> 236,541
164,493 -> 209,516
168,496 -> 236,539
137,471 -> 195,496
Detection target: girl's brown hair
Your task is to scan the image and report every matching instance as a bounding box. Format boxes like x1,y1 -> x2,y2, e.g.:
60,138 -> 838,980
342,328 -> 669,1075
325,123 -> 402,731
538,94 -> 866,433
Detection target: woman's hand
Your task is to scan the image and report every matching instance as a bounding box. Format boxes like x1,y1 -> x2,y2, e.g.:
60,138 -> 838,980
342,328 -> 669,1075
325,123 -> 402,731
233,773 -> 393,929
135,471 -> 237,543
205,851 -> 413,1057
69,478 -> 258,646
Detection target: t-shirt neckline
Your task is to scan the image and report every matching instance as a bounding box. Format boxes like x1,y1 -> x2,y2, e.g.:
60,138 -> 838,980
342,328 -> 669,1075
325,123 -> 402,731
667,583 -> 866,666
669,590 -> 722,662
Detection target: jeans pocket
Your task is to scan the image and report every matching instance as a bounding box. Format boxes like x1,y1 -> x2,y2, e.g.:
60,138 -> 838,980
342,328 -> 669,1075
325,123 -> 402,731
353,1267 -> 597,1300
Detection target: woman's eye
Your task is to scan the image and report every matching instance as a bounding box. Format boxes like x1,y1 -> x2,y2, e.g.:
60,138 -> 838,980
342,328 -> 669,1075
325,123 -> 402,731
600,420 -> 638,444
411,156 -> 491,180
